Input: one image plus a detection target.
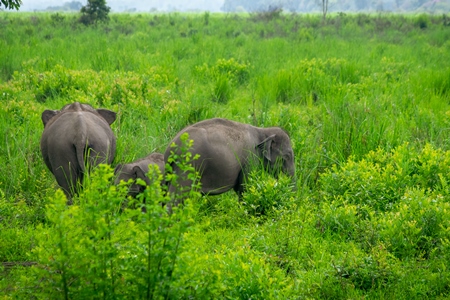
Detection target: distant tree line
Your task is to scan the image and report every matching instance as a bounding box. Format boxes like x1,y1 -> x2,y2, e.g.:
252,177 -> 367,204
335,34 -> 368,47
45,1 -> 82,12
222,0 -> 449,13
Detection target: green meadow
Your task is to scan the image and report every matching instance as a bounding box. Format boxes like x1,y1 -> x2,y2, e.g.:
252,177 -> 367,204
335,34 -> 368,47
1,11 -> 450,298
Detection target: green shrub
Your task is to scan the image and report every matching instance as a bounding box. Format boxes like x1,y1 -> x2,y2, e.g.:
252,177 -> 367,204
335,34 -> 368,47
415,14 -> 430,29
212,73 -> 233,104
379,188 -> 450,260
317,200 -> 360,240
12,137 -> 201,298
319,143 -> 450,211
194,58 -> 250,85
194,58 -> 250,104
330,242 -> 398,292
174,238 -> 294,299
9,65 -> 171,106
242,171 -> 296,217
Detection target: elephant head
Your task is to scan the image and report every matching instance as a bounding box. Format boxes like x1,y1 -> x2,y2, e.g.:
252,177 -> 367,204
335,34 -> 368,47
114,153 -> 165,198
256,127 -> 295,179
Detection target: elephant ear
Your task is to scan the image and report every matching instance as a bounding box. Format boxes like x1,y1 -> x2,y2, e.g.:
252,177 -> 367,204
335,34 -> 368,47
41,110 -> 59,127
256,134 -> 275,162
97,109 -> 117,125
133,166 -> 151,186
133,166 -> 146,180
114,164 -> 123,175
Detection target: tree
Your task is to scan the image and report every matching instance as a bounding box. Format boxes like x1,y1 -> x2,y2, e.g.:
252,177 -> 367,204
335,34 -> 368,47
0,0 -> 21,10
319,0 -> 329,20
79,0 -> 110,26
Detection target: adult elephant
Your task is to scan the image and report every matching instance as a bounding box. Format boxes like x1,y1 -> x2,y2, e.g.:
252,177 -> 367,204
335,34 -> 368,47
164,118 -> 295,200
40,102 -> 116,200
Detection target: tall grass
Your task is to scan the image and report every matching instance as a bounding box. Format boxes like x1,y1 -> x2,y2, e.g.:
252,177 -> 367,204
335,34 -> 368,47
1,11 -> 450,298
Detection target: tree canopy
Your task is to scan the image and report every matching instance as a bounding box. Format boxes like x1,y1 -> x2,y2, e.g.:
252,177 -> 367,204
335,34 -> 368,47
79,0 -> 111,25
0,0 -> 21,10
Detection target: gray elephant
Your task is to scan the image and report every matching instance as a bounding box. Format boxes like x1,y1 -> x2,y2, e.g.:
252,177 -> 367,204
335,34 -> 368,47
114,153 -> 165,198
40,102 -> 116,200
164,118 -> 295,200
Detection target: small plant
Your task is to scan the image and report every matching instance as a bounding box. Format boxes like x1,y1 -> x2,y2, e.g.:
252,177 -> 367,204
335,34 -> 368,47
415,14 -> 429,29
50,13 -> 65,25
273,69 -> 298,103
164,132 -> 202,211
212,74 -> 233,104
194,58 -> 250,104
194,58 -> 250,85
242,170 -> 295,217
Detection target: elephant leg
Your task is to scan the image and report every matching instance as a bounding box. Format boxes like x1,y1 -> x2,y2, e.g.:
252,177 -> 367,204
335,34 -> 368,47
233,169 -> 245,198
54,166 -> 80,204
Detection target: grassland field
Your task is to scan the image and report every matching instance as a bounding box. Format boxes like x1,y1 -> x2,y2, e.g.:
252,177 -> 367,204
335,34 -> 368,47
1,11 -> 450,298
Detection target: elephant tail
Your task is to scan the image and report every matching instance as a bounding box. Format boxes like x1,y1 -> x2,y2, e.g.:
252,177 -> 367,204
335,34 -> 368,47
75,139 -> 87,174
74,122 -> 89,174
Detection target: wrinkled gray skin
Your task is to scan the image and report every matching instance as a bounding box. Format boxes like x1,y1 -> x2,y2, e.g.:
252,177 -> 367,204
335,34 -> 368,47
164,118 -> 295,201
114,153 -> 165,198
40,102 -> 116,200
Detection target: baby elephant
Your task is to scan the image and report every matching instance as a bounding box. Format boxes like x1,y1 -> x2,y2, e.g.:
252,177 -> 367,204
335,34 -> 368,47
40,102 -> 117,200
114,153 -> 165,198
164,118 -> 295,198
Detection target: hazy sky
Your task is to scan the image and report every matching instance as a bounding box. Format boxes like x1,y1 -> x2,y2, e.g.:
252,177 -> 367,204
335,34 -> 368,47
15,0 -> 450,13
19,0 -> 226,12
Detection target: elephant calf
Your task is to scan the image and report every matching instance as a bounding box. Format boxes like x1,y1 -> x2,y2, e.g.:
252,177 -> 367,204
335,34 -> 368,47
164,118 -> 295,200
40,102 -> 117,200
114,153 -> 165,198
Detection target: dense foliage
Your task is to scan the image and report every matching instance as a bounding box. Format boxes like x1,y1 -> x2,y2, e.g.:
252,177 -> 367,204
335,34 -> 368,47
0,0 -> 20,10
1,11 -> 450,298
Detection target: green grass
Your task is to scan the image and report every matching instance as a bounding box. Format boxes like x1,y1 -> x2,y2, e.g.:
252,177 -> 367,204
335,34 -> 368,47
1,11 -> 450,298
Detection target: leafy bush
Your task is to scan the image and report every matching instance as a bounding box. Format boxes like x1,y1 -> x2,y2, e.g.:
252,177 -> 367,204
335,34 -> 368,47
195,58 -> 250,104
318,143 -> 450,263
379,188 -> 450,259
330,242 -> 398,292
319,143 -> 450,211
257,58 -> 366,105
11,137 -> 201,298
316,200 -> 360,240
194,58 -> 251,85
173,233 -> 295,299
242,171 -> 296,217
165,132 -> 202,207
